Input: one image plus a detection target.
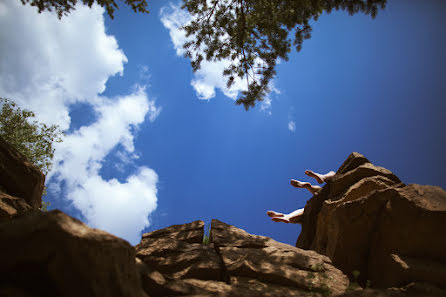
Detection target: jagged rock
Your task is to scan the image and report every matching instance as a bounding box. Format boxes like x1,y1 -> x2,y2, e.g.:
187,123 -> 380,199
0,192 -> 33,222
140,220 -> 205,244
368,184 -> 446,288
0,137 -> 44,209
0,210 -> 148,297
336,152 -> 371,175
136,219 -> 349,297
297,152 -> 446,293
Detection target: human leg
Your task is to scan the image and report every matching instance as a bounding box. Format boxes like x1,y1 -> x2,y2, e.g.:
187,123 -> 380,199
268,208 -> 304,224
304,170 -> 336,184
267,210 -> 285,218
290,179 -> 322,195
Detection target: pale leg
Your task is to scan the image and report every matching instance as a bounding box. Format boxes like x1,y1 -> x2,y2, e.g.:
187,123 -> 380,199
290,179 -> 322,195
267,210 -> 285,218
268,208 -> 304,224
305,170 -> 336,184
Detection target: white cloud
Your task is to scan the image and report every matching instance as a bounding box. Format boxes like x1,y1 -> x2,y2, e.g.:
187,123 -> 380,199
50,90 -> 160,244
288,120 -> 296,132
69,168 -> 157,244
0,0 -> 160,244
0,0 -> 127,130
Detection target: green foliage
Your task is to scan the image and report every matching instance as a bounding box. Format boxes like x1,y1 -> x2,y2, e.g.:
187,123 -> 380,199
19,0 -> 149,19
0,98 -> 63,211
202,222 -> 211,244
182,0 -> 387,109
41,200 -> 51,211
0,98 -> 63,176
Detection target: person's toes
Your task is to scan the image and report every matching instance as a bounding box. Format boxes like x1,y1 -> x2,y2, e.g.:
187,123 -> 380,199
272,217 -> 290,223
267,211 -> 284,217
305,170 -> 324,184
291,179 -> 311,188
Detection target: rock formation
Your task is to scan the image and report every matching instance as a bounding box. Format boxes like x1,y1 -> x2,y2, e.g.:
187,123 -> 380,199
2,137 -> 445,296
0,137 -> 44,210
136,219 -> 349,297
0,210 -> 149,297
296,152 -> 446,292
0,136 -> 148,297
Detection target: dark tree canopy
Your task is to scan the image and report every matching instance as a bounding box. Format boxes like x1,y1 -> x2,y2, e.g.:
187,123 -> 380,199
20,0 -> 149,19
182,0 -> 387,109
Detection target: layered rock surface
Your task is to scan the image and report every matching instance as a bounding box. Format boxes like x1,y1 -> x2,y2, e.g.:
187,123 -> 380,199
136,219 -> 349,297
0,137 -> 44,210
296,152 -> 446,292
0,210 -> 148,297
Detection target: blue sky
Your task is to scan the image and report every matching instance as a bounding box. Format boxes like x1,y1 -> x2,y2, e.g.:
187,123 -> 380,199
1,0 -> 445,246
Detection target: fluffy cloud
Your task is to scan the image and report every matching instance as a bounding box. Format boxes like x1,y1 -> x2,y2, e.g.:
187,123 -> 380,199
0,0 -> 160,244
0,0 -> 127,130
50,90 -> 159,244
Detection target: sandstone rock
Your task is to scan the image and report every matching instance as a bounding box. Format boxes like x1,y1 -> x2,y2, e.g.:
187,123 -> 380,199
0,210 -> 148,297
212,219 -> 349,296
297,153 -> 446,293
368,184 -> 446,288
0,137 -> 45,209
309,176 -> 398,259
136,219 -> 349,297
329,162 -> 402,199
297,152 -> 403,250
0,192 -> 33,222
336,152 -> 371,175
337,282 -> 446,297
139,220 -> 204,244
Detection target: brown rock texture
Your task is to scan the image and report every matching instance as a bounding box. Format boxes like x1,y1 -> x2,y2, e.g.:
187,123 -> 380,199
136,219 -> 349,297
0,210 -> 148,297
0,136 -> 45,209
296,152 -> 446,292
0,191 -> 33,222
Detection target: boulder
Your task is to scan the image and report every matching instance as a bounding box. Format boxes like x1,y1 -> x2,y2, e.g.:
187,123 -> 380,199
0,210 -> 148,297
0,192 -> 33,223
0,137 -> 45,209
296,152 -> 446,293
368,184 -> 446,288
136,219 -> 349,297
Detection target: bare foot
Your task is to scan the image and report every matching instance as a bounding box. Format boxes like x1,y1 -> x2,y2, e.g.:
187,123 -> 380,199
291,179 -> 322,195
305,170 -> 335,184
309,185 -> 322,195
270,208 -> 304,224
267,211 -> 284,218
272,216 -> 290,223
290,179 -> 312,188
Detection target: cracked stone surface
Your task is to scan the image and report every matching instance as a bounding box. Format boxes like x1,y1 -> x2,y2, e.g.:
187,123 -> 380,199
136,219 -> 348,297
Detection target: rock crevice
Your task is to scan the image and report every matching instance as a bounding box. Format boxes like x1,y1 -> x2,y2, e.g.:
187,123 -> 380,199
135,218 -> 348,296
